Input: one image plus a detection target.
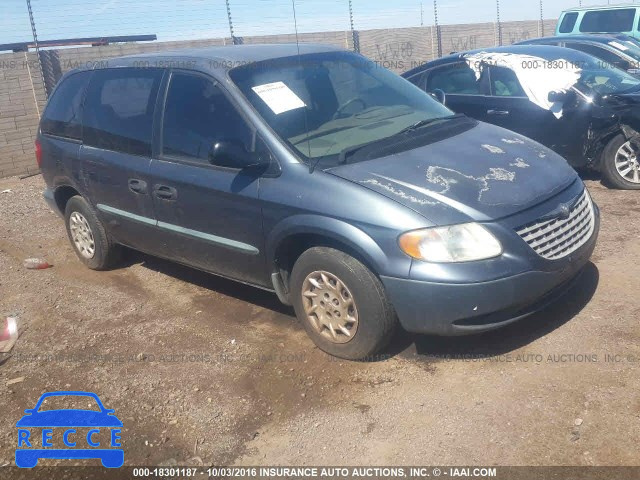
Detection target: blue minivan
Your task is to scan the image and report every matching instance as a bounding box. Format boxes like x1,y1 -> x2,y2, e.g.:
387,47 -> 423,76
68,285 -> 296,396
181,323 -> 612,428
557,5 -> 640,40
38,44 -> 599,359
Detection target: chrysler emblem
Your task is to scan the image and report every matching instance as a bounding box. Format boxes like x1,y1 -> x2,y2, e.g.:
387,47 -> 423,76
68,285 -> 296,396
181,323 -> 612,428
538,195 -> 580,223
558,204 -> 571,220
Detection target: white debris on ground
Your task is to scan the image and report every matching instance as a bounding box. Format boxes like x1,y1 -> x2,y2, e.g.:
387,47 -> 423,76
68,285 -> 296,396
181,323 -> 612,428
464,52 -> 582,118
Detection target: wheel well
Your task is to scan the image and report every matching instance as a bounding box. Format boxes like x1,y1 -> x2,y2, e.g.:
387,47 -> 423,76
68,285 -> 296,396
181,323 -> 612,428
273,233 -> 377,292
593,131 -> 626,168
53,186 -> 79,214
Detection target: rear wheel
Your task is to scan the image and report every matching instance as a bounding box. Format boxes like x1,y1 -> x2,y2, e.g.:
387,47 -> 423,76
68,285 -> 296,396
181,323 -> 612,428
64,196 -> 121,270
601,135 -> 640,189
290,247 -> 397,360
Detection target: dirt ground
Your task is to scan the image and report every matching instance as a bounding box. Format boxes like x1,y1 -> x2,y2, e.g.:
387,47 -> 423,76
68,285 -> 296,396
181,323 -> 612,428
0,173 -> 639,469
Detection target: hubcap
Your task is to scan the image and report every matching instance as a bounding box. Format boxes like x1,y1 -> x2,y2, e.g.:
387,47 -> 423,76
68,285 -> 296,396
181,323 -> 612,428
301,271 -> 358,344
615,141 -> 640,184
69,212 -> 96,259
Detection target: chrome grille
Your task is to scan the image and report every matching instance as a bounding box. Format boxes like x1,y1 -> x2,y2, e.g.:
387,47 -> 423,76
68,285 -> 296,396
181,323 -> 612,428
516,189 -> 595,260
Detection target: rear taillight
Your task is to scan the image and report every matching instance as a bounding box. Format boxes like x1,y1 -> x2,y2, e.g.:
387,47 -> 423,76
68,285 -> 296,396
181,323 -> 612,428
35,139 -> 42,168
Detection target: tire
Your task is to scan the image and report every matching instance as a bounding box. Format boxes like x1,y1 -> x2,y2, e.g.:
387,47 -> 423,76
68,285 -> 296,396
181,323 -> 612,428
290,247 -> 397,360
64,196 -> 121,270
601,134 -> 640,190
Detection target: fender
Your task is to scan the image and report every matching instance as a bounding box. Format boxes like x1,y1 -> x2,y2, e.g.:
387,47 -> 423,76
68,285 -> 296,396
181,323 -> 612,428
48,179 -> 87,214
585,97 -> 640,167
266,214 -> 399,278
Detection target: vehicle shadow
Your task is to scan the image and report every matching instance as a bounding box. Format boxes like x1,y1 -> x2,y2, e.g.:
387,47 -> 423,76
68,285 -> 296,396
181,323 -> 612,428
122,249 -> 295,317
576,168 -> 600,183
388,262 -> 600,361
122,249 -> 599,361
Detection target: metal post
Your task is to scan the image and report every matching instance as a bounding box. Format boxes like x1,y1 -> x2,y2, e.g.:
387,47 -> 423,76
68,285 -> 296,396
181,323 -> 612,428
348,0 -> 359,53
495,0 -> 502,46
421,2 -> 424,27
25,0 -> 47,103
539,0 -> 544,37
225,0 -> 238,45
433,0 -> 442,57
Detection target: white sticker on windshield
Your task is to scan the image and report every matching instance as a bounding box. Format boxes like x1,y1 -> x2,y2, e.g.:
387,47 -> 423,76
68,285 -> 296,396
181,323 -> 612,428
252,81 -> 306,115
609,41 -> 629,51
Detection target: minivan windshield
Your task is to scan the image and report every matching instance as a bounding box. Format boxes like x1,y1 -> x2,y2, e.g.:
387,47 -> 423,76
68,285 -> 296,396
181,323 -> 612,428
230,51 -> 453,165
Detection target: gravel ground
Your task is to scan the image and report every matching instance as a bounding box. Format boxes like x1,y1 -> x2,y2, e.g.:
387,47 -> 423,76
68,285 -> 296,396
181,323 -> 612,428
0,174 -> 638,469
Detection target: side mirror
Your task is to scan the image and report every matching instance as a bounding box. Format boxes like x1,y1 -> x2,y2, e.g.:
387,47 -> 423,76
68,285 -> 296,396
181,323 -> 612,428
430,88 -> 446,105
209,141 -> 266,169
24,409 -> 35,414
548,90 -> 569,103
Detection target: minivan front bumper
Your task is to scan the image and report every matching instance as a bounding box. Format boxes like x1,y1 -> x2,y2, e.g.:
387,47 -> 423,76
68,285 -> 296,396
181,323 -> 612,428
380,206 -> 599,336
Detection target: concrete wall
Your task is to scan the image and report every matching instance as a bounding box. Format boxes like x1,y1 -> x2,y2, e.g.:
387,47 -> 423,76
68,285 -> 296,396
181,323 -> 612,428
0,18 -> 556,178
0,52 -> 45,178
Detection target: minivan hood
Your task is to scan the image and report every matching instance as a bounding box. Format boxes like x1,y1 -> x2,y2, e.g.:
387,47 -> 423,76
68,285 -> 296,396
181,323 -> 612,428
326,121 -> 577,224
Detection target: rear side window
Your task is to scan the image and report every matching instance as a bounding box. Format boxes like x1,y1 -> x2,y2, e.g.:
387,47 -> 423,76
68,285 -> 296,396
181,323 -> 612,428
427,63 -> 483,95
559,12 -> 579,33
565,43 -> 630,70
40,71 -> 91,140
162,73 -> 252,166
83,68 -> 163,156
580,9 -> 636,33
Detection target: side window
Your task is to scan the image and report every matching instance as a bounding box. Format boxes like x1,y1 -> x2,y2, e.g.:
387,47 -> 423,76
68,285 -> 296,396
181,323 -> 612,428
405,71 -> 428,91
162,73 -> 252,166
426,63 -> 483,95
559,12 -> 579,33
40,71 -> 92,140
489,67 -> 526,97
83,68 -> 163,157
566,43 -> 630,70
579,9 -> 636,33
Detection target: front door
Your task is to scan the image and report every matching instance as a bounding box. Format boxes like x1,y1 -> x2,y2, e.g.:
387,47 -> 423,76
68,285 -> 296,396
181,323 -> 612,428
423,61 -> 492,122
484,66 -> 592,165
482,65 -> 560,144
148,71 -> 268,286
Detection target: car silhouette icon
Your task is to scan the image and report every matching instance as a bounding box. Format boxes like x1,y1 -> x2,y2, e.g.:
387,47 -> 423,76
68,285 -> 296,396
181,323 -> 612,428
15,391 -> 123,468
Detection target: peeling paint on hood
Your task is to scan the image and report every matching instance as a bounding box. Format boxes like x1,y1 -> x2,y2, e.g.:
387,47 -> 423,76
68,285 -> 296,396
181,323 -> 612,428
510,158 -> 530,168
502,137 -> 525,145
482,144 -> 506,154
360,178 -> 436,206
326,122 -> 577,224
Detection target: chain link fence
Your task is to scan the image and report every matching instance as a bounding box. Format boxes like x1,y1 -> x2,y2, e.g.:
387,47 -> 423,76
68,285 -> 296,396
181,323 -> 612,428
0,0 -> 637,177
4,0 -> 635,97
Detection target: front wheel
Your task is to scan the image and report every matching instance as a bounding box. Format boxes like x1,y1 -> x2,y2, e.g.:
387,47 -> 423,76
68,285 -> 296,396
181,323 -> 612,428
601,135 -> 640,189
290,247 -> 397,360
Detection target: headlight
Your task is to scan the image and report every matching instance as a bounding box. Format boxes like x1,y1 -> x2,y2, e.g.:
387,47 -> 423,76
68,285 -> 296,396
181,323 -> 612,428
398,223 -> 502,263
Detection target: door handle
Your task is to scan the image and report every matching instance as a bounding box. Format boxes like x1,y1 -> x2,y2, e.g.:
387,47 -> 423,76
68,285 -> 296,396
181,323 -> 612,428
153,185 -> 178,201
487,109 -> 510,116
128,178 -> 148,194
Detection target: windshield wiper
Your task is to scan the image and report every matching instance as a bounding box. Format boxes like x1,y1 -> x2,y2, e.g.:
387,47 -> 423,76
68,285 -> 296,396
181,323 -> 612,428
337,140 -> 380,165
396,114 -> 462,135
335,114 -> 464,165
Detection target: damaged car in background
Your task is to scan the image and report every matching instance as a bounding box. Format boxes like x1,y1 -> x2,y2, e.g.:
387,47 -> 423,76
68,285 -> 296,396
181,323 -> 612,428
516,34 -> 640,77
39,45 -> 599,360
403,45 -> 640,189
